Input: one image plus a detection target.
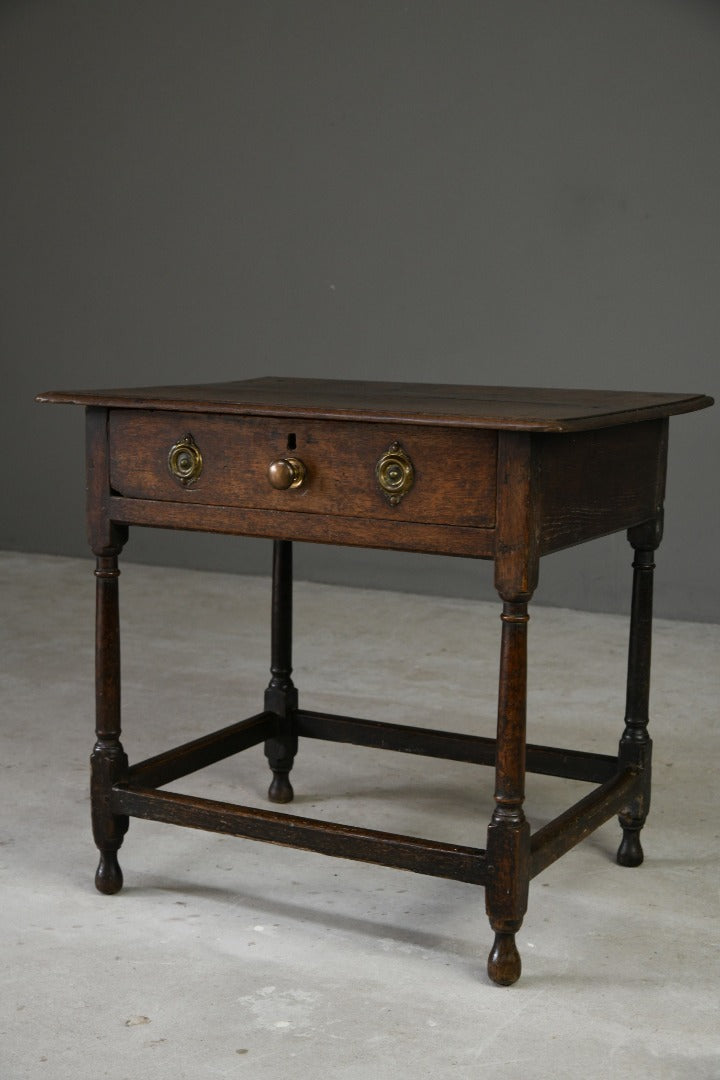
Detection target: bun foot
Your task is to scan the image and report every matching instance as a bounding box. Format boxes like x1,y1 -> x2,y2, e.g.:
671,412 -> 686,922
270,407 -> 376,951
487,932 -> 522,986
617,827 -> 644,867
95,850 -> 123,894
268,770 -> 294,804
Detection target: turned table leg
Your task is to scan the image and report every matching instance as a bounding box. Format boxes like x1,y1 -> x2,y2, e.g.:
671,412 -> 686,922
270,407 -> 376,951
264,540 -> 298,803
617,516 -> 662,867
91,546 -> 129,894
485,598 -> 532,986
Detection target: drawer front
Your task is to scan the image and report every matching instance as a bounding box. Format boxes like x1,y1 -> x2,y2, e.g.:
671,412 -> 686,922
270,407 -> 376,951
108,411 -> 497,528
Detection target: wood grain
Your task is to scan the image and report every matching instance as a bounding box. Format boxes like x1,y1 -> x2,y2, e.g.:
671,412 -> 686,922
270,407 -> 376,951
37,377 -> 713,432
297,709 -> 617,783
111,785 -> 488,885
107,495 -> 496,558
530,768 -> 641,877
108,410 -> 497,528
33,377 -> 713,985
536,419 -> 668,554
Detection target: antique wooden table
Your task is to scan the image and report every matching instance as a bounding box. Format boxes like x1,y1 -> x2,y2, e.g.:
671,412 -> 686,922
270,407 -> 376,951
37,378 -> 712,984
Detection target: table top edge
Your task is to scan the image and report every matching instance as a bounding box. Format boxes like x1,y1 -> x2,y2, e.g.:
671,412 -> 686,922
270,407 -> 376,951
35,380 -> 714,432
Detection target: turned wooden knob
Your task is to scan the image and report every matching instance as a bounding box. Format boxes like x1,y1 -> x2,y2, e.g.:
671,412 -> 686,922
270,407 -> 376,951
267,456 -> 306,490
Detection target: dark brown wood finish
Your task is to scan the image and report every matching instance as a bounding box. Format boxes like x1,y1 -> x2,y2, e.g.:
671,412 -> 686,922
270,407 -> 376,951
485,600 -> 532,986
91,551 -> 129,895
127,712 -> 274,789
110,785 -> 488,885
494,432 -> 540,599
483,430 -> 539,984
37,377 -> 712,431
86,407 -> 130,895
264,540 -> 298,803
106,495 -> 496,558
37,379 -> 713,986
107,411 -> 498,528
536,419 -> 668,555
530,767 -> 641,877
296,709 -> 618,783
616,515 -> 663,866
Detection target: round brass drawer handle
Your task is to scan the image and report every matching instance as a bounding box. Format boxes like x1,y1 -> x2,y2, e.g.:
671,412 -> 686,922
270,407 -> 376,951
168,433 -> 203,486
267,456 -> 306,490
376,442 -> 414,506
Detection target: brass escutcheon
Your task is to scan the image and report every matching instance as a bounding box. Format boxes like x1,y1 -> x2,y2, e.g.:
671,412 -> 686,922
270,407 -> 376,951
168,433 -> 203,486
267,456 -> 306,490
376,442 -> 414,506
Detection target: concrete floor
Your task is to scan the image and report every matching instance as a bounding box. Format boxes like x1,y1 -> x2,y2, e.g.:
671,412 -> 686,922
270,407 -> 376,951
2,550 -> 718,1079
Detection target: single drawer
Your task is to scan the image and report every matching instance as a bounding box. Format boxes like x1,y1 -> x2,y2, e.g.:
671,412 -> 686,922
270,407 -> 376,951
108,410 -> 497,528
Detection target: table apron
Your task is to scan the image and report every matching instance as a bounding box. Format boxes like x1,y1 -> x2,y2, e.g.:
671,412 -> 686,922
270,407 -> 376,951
107,494 -> 496,558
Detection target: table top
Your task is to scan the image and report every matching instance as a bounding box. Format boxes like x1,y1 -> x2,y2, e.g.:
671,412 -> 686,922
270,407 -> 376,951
37,377 -> 713,432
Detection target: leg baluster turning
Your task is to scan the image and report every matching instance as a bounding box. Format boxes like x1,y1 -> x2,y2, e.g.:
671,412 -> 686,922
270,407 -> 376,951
617,516 -> 662,868
485,600 -> 531,986
264,540 -> 298,803
91,551 -> 129,894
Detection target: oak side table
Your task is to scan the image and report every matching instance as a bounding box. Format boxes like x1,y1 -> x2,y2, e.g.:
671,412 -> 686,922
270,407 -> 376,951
37,378 -> 713,985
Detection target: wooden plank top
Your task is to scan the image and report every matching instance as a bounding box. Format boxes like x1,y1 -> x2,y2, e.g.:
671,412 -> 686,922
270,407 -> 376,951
36,377 -> 713,432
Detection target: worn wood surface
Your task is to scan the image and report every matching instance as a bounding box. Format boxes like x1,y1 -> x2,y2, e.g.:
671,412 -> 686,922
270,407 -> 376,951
91,550 -> 129,895
37,377 -> 713,431
35,377 -> 713,985
108,410 -> 497,528
494,432 -> 540,601
530,767 -> 641,878
485,599 -> 532,985
616,517 -> 662,867
264,540 -> 298,804
127,712 -> 274,789
537,419 -> 668,555
297,709 -> 617,783
107,494 -> 496,558
111,785 -> 488,885
85,407 -> 126,554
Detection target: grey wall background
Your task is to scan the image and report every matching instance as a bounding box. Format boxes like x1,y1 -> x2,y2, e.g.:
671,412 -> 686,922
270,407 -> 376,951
1,0 -> 717,620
